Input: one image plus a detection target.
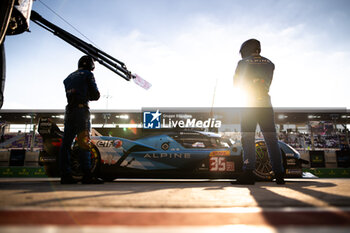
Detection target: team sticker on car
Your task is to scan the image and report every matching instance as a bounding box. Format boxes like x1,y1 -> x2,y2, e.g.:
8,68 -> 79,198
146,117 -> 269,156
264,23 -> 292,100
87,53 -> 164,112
209,157 -> 235,172
208,151 -> 234,172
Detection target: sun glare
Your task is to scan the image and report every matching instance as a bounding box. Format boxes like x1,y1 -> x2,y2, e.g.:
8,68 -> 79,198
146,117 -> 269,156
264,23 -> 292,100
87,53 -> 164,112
232,87 -> 248,107
210,85 -> 249,108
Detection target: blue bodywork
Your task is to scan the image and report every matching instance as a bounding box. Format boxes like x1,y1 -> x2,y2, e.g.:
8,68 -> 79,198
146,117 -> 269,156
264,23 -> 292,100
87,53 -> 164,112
38,121 -> 305,179
89,131 -> 303,180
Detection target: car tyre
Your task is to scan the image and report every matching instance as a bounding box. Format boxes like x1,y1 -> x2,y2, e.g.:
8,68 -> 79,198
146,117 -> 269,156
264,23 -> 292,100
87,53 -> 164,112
253,141 -> 273,181
71,144 -> 101,179
253,140 -> 286,181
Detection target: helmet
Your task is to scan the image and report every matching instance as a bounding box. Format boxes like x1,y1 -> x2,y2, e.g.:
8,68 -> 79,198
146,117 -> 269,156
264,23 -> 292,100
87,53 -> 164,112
78,55 -> 95,71
239,39 -> 261,58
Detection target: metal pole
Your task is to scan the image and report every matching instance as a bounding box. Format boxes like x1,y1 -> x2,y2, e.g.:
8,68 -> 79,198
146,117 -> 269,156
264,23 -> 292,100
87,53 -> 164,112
309,121 -> 315,151
30,122 -> 36,151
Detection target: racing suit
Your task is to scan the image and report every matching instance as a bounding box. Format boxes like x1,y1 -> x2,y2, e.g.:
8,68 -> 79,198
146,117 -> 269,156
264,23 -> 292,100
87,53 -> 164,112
60,69 -> 100,179
234,55 -> 284,175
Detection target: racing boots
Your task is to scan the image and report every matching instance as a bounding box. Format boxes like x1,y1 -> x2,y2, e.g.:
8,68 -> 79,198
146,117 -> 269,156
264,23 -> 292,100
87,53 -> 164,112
233,169 -> 255,185
275,172 -> 285,185
60,174 -> 78,184
82,177 -> 104,184
81,173 -> 104,184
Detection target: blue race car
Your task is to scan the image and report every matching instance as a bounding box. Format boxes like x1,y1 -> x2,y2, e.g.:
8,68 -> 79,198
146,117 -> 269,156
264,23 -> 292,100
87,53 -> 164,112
38,118 -> 307,181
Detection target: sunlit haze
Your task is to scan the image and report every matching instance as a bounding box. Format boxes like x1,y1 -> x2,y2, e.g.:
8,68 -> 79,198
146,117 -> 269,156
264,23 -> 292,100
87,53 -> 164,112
3,0 -> 350,110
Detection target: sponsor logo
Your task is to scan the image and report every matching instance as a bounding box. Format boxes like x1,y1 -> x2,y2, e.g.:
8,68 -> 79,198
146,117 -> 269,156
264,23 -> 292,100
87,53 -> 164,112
96,140 -> 113,147
143,109 -> 222,129
226,161 -> 235,171
144,153 -> 191,159
113,140 -> 123,148
96,140 -> 123,148
209,151 -> 230,156
162,118 -> 221,128
143,110 -> 162,129
161,142 -> 170,151
285,168 -> 302,175
286,158 -> 297,166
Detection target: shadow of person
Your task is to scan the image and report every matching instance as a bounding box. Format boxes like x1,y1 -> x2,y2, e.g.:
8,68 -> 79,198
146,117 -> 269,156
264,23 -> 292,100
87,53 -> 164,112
245,179 -> 350,226
0,179 -> 233,207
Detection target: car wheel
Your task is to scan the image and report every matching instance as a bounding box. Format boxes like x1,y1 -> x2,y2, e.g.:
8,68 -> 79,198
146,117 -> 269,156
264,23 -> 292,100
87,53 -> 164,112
254,141 -> 273,181
71,149 -> 83,178
71,144 -> 101,178
90,145 -> 101,176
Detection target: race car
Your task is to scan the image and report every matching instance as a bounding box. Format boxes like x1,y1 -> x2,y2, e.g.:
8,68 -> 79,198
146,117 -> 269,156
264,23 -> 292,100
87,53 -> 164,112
38,118 -> 308,181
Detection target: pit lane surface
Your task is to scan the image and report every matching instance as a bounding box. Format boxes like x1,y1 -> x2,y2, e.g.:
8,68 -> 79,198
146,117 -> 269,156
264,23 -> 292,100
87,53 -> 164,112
1,178 -> 350,232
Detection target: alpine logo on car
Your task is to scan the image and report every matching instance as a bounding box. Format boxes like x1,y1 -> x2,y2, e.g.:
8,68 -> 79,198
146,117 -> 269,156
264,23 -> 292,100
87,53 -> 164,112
144,153 -> 191,159
161,142 -> 170,150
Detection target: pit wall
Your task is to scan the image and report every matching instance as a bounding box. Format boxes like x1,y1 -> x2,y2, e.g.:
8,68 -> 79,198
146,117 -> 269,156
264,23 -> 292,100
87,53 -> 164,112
0,149 -> 40,167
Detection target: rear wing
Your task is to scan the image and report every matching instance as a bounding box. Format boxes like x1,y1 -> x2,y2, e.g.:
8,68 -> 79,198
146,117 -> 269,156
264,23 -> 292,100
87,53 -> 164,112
38,118 -> 63,139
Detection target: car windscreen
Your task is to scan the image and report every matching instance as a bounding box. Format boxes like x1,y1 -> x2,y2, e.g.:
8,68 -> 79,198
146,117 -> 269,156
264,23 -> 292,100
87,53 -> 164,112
170,135 -> 231,149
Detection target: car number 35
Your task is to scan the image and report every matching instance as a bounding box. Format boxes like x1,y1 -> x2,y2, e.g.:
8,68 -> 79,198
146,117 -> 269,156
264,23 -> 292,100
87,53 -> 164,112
209,157 -> 226,171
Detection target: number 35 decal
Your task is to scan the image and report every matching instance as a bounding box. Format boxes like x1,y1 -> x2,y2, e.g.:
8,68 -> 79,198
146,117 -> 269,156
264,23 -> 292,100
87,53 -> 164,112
209,157 -> 226,171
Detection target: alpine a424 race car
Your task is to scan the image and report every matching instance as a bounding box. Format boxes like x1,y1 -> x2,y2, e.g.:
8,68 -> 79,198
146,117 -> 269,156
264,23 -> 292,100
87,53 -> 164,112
38,118 -> 308,181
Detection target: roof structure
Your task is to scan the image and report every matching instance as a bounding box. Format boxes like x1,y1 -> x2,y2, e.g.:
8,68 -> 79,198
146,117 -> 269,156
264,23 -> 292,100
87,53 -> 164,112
0,108 -> 349,125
